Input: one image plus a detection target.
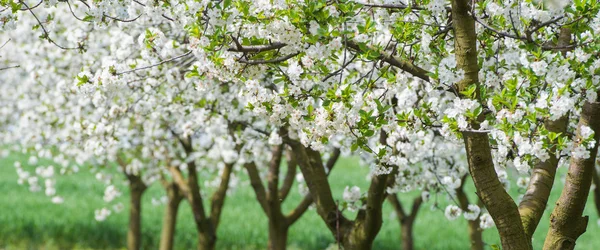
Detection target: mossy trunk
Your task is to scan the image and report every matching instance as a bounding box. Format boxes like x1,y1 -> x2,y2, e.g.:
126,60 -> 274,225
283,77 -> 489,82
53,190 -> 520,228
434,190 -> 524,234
544,100 -> 600,250
340,226 -> 377,250
159,184 -> 183,250
128,180 -> 146,250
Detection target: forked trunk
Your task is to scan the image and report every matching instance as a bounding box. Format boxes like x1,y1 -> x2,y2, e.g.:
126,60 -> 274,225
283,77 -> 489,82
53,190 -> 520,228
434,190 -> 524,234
544,100 -> 600,249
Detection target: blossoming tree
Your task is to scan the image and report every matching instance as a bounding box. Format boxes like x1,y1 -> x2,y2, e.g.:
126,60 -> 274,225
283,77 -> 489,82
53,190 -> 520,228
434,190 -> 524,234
3,0 -> 600,250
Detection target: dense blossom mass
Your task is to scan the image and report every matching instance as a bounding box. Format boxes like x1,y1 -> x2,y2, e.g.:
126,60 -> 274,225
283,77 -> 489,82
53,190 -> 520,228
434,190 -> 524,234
1,0 -> 600,250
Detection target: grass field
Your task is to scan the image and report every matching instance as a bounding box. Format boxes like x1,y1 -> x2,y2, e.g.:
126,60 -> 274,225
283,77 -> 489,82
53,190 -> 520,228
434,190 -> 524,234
1,152 -> 600,250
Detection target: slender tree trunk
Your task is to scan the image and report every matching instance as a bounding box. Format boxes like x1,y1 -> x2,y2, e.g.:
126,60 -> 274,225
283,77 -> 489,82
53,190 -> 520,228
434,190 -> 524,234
456,181 -> 484,250
128,179 -> 146,250
387,194 -> 422,250
544,99 -> 600,249
400,219 -> 415,250
159,184 -> 183,250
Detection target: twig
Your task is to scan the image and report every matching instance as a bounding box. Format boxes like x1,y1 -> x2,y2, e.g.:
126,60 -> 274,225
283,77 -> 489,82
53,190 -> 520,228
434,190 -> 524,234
238,52 -> 300,65
116,51 -> 193,75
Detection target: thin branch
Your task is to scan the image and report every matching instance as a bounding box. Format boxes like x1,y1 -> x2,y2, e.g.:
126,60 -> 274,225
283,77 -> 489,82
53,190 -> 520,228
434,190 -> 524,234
116,51 -> 193,75
104,13 -> 143,23
228,38 -> 287,53
345,40 -> 431,82
0,65 -> 20,71
20,0 -> 81,50
238,52 -> 300,65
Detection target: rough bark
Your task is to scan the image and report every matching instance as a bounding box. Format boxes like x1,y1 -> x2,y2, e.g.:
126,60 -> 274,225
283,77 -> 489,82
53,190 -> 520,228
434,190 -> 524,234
544,99 -> 600,250
127,176 -> 147,250
463,132 -> 531,249
518,116 -> 568,238
456,181 -> 484,250
159,182 -> 184,250
452,0 -> 531,249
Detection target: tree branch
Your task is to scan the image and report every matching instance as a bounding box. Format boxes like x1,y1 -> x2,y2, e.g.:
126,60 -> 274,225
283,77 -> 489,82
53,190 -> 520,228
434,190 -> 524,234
279,148 -> 298,202
345,41 -> 431,82
210,163 -> 234,228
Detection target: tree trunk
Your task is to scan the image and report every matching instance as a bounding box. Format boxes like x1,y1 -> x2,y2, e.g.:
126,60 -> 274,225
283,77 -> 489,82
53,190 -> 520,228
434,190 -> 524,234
128,180 -> 146,250
592,167 -> 600,217
267,220 -> 289,250
159,184 -> 183,250
456,181 -> 484,250
197,228 -> 217,250
466,220 -> 483,250
400,219 -> 415,250
544,99 -> 600,250
340,229 -> 370,250
519,116 -> 569,237
519,28 -> 572,239
451,0 -> 532,248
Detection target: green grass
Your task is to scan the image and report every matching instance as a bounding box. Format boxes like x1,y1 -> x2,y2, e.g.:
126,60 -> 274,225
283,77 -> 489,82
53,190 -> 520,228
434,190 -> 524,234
1,152 -> 599,249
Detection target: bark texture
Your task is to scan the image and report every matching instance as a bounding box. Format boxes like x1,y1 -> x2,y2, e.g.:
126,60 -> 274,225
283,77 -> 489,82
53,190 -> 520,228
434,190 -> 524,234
544,99 -> 600,250
452,0 -> 531,249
